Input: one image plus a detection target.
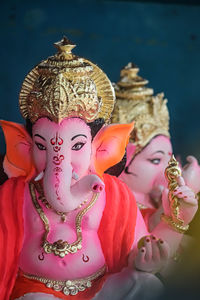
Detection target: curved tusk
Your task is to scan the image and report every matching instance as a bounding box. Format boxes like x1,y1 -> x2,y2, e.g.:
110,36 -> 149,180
72,171 -> 79,181
34,171 -> 44,182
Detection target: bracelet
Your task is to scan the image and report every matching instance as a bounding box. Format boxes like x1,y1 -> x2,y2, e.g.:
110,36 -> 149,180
161,214 -> 189,234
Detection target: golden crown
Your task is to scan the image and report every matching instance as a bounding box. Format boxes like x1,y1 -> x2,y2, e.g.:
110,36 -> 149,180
111,62 -> 170,152
19,37 -> 115,124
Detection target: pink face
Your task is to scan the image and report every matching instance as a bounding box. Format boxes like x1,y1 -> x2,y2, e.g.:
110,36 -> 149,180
122,136 -> 172,195
32,117 -> 92,182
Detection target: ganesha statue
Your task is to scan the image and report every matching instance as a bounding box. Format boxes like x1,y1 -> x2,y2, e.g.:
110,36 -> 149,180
0,39 -> 197,300
112,62 -> 200,232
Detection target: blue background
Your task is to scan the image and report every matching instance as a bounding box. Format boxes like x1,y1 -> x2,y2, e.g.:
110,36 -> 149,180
0,0 -> 200,162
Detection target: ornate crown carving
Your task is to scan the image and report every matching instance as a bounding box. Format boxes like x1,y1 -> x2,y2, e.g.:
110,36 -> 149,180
111,62 -> 170,152
19,37 -> 115,124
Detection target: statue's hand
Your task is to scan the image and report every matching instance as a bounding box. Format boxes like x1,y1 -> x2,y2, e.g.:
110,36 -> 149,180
149,185 -> 164,207
135,235 -> 169,273
182,155 -> 200,194
162,176 -> 198,225
173,176 -> 197,224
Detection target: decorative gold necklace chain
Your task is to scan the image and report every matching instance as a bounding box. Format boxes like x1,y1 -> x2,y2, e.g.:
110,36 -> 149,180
29,182 -> 99,258
34,181 -> 87,222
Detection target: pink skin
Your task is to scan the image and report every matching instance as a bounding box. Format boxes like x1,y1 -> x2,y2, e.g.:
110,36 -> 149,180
19,117 -> 172,284
5,117 -> 194,296
162,176 -> 197,225
32,118 -> 104,213
120,135 -> 198,231
134,235 -> 170,273
20,117 -> 107,280
182,156 -> 200,194
1,125 -> 198,295
20,180 -> 107,280
120,136 -> 199,208
20,117 -> 143,281
120,136 -> 172,208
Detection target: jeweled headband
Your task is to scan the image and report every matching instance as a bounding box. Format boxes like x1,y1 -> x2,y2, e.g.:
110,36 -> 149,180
19,37 -> 115,124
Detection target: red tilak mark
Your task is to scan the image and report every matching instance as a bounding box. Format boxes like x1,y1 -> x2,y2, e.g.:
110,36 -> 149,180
54,167 -> 62,172
50,138 -> 55,145
51,132 -> 63,146
82,254 -> 89,263
38,252 -> 45,261
53,155 -> 64,165
55,175 -> 60,183
53,146 -> 61,152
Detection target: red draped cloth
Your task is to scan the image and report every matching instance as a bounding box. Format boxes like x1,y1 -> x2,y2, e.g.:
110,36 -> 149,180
0,177 -> 25,300
0,174 -> 137,300
140,208 -> 157,229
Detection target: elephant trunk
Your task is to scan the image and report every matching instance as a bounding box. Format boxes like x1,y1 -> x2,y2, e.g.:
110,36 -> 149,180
42,162 -> 104,213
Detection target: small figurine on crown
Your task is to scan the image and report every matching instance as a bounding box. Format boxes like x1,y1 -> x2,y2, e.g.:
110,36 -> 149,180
112,62 -> 199,232
0,40 -> 198,300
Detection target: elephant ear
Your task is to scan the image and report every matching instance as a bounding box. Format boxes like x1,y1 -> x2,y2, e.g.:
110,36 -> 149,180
91,122 -> 134,177
0,120 -> 35,181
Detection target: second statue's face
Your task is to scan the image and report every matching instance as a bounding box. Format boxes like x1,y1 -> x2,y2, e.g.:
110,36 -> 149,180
121,135 -> 172,195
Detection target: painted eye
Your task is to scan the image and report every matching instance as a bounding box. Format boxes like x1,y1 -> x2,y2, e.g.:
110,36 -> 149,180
149,158 -> 161,165
35,142 -> 46,151
72,142 -> 85,151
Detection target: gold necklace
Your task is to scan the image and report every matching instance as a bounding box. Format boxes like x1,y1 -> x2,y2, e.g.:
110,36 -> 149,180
34,181 -> 87,222
30,182 -> 99,258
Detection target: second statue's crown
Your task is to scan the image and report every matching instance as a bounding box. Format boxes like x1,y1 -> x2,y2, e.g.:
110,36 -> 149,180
111,62 -> 170,152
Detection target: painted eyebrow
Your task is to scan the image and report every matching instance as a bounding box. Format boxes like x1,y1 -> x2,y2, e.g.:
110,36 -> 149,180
152,150 -> 165,155
34,134 -> 46,141
71,134 -> 87,141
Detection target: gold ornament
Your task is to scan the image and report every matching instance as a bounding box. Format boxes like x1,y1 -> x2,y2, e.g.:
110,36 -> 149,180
23,265 -> 106,296
30,182 -> 99,258
137,202 -> 148,210
19,37 -> 115,124
111,62 -> 170,153
34,180 -> 88,222
161,155 -> 189,234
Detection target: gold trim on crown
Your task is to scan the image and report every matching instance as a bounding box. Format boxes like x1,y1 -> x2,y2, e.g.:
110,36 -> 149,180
19,37 -> 115,124
111,62 -> 170,152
